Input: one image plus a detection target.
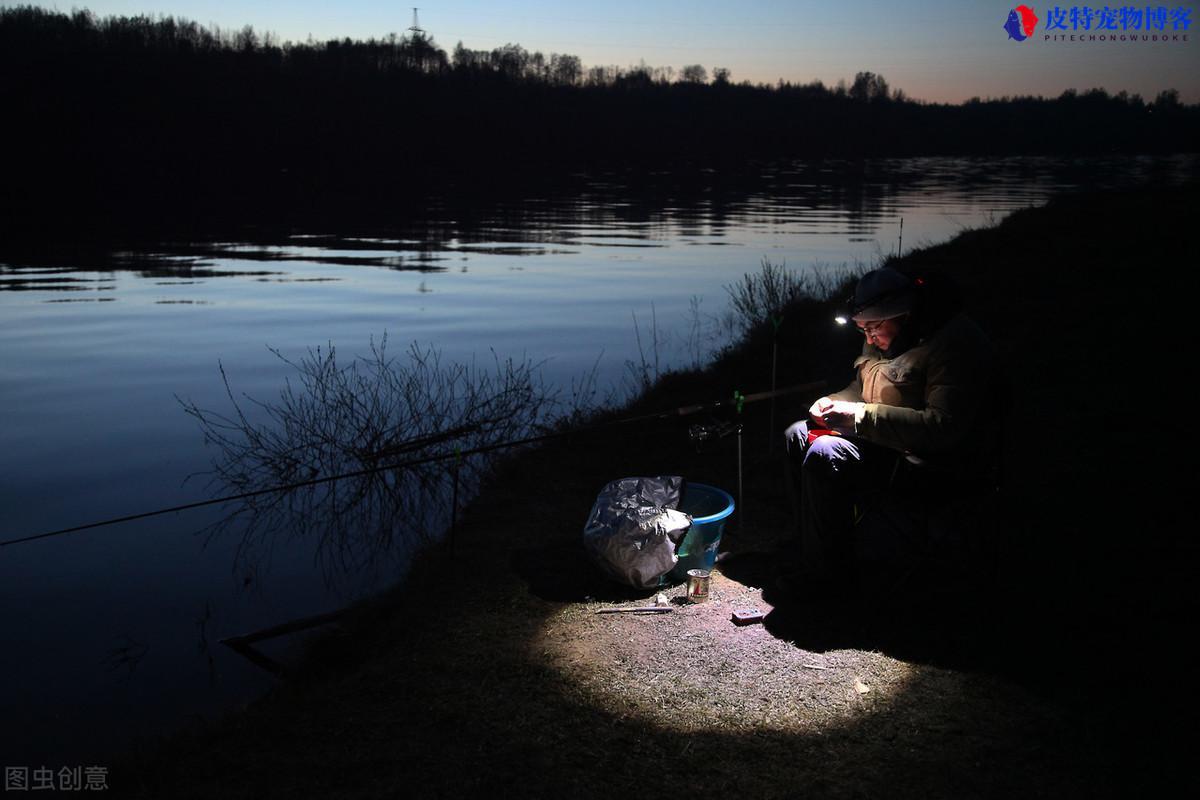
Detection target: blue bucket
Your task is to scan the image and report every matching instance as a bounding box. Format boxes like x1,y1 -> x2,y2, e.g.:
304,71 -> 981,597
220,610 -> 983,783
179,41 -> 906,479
671,483 -> 735,580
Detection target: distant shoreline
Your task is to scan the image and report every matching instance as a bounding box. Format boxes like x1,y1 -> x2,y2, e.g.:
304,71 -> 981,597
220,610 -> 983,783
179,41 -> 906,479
3,6 -> 1198,241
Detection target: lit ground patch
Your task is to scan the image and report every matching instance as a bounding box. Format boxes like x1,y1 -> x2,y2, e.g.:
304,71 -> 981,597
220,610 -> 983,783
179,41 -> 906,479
533,570 -> 917,734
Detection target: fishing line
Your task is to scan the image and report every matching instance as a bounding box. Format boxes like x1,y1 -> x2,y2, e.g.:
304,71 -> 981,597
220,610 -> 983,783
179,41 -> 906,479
1,380 -> 823,550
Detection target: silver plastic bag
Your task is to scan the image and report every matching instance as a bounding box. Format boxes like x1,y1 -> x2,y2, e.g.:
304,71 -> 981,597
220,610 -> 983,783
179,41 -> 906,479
582,476 -> 693,589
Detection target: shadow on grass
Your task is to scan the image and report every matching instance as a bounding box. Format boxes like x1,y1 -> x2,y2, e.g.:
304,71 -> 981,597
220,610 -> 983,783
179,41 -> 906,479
510,540 -> 660,604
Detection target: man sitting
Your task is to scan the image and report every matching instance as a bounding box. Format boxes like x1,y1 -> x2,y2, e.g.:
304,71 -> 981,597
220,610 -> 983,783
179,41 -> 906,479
780,266 -> 1001,613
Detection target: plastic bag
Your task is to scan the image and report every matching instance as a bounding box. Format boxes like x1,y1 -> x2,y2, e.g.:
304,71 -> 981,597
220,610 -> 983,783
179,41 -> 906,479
582,476 -> 692,589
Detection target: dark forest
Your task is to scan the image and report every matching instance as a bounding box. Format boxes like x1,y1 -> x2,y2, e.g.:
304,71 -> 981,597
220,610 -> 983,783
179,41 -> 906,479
3,5 -> 1197,235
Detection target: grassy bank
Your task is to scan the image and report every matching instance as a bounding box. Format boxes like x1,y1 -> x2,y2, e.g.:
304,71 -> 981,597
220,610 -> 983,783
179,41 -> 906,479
118,182 -> 1199,798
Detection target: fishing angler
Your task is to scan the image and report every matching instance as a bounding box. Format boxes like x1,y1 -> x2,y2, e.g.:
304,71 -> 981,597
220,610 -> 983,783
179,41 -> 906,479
778,266 -> 1004,619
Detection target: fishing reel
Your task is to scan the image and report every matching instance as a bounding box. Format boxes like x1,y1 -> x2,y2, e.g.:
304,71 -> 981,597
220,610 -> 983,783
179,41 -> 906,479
688,418 -> 742,452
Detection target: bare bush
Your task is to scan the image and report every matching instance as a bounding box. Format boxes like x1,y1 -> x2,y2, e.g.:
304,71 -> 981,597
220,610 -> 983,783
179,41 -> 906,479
725,258 -> 854,333
179,337 -> 555,584
623,303 -> 665,398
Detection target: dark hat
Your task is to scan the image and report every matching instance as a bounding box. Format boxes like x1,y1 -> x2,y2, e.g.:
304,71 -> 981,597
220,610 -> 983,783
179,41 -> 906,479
850,268 -> 915,322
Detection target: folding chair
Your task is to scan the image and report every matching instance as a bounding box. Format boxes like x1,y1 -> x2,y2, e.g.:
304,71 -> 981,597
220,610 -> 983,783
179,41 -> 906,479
853,416 -> 1007,613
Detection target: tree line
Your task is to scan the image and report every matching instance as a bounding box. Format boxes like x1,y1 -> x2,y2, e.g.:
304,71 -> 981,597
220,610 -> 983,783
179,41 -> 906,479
2,6 -> 1196,235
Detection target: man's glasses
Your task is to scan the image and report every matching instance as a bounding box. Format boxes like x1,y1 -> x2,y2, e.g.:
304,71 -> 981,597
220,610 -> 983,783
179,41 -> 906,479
855,319 -> 887,335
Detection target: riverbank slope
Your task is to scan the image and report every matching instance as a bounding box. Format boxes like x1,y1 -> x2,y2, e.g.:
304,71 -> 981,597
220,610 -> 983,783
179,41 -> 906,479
120,182 -> 1199,798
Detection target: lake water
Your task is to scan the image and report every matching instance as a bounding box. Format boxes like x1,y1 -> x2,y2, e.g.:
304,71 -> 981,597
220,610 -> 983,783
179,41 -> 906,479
2,154 -> 1196,765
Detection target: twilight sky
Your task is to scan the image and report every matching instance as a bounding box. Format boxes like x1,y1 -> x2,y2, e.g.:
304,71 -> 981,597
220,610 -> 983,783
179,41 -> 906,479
14,1 -> 1200,102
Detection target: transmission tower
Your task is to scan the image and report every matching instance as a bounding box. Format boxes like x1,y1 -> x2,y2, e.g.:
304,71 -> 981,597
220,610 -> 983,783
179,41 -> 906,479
408,7 -> 425,37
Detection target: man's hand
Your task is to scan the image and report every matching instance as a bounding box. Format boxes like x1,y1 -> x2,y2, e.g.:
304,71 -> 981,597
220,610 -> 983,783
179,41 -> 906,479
808,396 -> 834,419
808,397 -> 864,435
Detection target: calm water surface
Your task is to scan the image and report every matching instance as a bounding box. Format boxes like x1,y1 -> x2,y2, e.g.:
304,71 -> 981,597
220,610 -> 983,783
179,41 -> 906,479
1,155 -> 1195,764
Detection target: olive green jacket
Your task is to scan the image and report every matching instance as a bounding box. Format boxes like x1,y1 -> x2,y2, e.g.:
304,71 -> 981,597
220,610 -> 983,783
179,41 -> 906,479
829,313 -> 999,462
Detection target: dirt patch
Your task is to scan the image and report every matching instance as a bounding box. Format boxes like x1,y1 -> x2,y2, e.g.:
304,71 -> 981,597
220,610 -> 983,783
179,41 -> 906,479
537,573 -> 911,735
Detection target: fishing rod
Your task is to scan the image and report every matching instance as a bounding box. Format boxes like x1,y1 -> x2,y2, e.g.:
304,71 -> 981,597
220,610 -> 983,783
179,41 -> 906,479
0,378 -> 824,550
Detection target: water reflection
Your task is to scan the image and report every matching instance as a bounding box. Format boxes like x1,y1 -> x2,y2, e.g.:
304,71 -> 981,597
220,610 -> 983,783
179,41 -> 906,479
7,154 -> 1194,294
1,276 -> 114,292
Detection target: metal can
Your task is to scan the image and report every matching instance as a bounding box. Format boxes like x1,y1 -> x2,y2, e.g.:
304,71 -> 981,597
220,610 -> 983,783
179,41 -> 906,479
686,569 -> 711,603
